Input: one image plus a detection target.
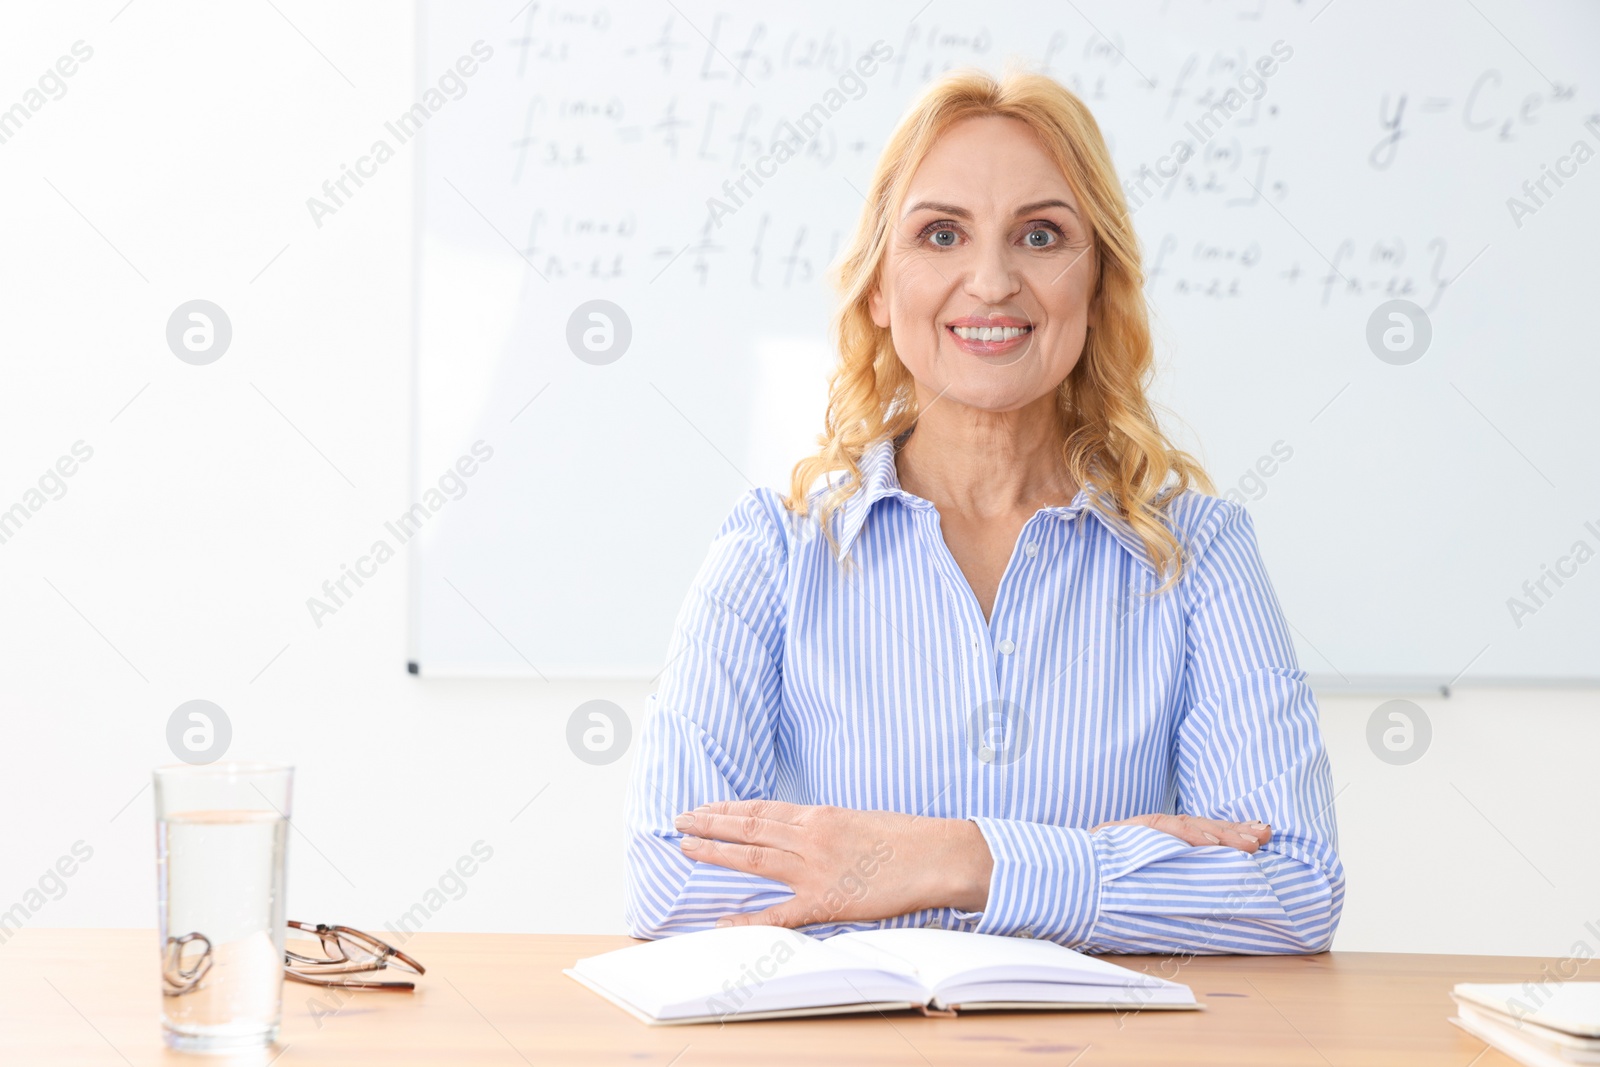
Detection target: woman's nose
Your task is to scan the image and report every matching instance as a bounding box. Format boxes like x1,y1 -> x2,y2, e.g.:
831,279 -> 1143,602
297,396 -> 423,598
964,240 -> 1022,304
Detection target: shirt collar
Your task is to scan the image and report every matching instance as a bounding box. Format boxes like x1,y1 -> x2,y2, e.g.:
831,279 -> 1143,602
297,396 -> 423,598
822,435 -> 1157,572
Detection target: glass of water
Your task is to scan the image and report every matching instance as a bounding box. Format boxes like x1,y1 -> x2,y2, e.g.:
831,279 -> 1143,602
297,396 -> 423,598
154,762 -> 292,1052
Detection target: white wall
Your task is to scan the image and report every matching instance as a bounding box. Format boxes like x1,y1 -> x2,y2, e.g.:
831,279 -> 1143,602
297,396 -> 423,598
2,2 -> 1595,959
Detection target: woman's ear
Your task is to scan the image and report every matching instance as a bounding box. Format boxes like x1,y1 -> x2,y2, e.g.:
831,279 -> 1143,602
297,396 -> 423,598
868,284 -> 889,329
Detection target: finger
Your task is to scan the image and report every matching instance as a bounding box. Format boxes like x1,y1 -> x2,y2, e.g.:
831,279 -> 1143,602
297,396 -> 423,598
1101,813 -> 1271,852
1151,813 -> 1249,850
676,809 -> 803,850
716,901 -> 809,930
1204,819 -> 1272,852
1215,825 -> 1262,852
1090,816 -> 1139,832
1161,815 -> 1266,853
691,798 -> 803,824
1146,813 -> 1215,847
678,836 -> 794,880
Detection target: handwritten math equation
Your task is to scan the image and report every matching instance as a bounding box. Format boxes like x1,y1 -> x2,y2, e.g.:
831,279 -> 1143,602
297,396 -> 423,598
470,3 -> 1544,311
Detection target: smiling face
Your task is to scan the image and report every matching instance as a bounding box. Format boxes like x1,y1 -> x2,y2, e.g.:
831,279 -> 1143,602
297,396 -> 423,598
868,114 -> 1099,417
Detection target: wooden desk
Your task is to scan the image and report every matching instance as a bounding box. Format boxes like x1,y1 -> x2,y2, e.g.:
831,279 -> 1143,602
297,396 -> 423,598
1,929 -> 1582,1065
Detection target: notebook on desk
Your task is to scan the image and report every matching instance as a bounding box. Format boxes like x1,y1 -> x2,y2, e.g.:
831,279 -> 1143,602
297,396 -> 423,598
1449,982 -> 1600,1067
565,925 -> 1199,1025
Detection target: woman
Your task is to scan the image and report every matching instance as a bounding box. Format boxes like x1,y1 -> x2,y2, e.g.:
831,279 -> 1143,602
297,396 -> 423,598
623,67 -> 1344,954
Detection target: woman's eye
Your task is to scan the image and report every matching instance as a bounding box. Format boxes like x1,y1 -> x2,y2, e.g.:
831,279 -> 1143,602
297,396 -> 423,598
917,222 -> 1065,248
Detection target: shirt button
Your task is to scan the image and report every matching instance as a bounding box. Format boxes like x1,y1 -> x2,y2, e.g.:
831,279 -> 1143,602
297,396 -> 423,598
1016,925 -> 1036,939
997,639 -> 1016,655
923,917 -> 943,930
1023,542 -> 1038,558
978,746 -> 994,763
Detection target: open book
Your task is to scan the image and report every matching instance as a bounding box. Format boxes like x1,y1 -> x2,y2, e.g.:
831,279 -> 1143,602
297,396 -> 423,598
566,925 -> 1198,1025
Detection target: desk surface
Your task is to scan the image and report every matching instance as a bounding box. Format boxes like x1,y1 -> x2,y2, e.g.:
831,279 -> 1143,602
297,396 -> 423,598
1,928 -> 1581,1066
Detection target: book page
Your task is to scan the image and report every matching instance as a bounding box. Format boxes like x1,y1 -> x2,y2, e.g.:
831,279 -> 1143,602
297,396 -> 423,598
571,926 -> 925,1020
935,979 -> 1199,1011
830,928 -> 1172,996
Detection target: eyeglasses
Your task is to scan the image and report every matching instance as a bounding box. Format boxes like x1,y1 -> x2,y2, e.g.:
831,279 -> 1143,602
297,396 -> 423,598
161,932 -> 214,996
163,922 -> 426,996
285,921 -> 426,991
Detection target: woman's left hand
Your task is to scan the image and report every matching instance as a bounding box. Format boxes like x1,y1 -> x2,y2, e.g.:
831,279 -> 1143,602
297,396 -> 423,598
1091,812 -> 1272,853
674,800 -> 994,928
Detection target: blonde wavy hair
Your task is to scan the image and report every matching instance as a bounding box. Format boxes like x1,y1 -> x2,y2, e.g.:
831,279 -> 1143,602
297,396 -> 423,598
783,65 -> 1214,596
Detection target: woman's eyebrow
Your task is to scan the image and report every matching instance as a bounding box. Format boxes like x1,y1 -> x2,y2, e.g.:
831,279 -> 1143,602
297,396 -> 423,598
1017,198 -> 1079,219
902,198 -> 1080,220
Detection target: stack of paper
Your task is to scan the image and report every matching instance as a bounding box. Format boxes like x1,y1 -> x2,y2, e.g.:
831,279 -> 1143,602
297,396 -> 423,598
1450,982 -> 1600,1066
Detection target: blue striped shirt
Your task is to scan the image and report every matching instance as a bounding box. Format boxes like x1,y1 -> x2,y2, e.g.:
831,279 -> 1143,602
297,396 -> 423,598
624,435 -> 1345,954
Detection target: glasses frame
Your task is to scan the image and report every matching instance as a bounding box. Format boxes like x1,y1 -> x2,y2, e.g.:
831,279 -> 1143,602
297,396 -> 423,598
284,921 -> 426,991
161,932 -> 214,996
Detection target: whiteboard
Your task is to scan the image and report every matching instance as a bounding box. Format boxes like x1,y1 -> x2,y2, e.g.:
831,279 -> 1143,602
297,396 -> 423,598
410,0 -> 1600,686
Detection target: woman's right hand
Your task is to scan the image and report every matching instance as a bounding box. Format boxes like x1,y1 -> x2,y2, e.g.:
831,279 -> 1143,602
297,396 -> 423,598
1091,813 -> 1271,853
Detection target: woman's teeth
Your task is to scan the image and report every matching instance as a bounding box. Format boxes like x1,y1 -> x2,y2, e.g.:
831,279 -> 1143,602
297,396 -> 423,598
951,325 -> 1029,341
